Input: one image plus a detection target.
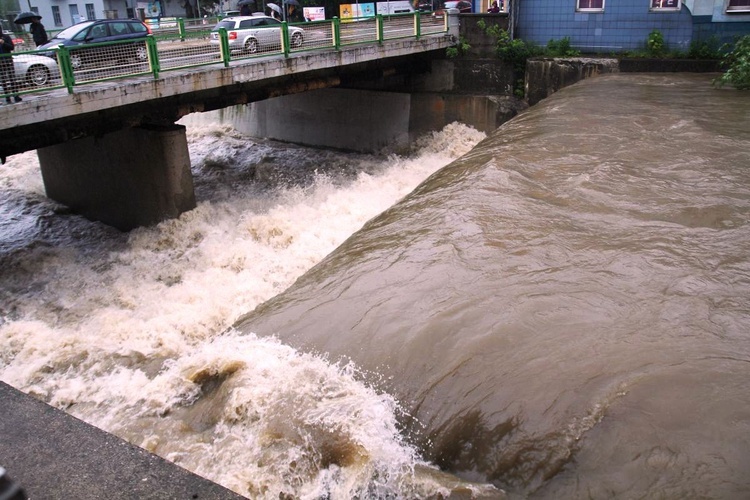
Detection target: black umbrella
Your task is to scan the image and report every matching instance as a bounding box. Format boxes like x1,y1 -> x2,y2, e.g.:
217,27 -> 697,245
14,11 -> 42,24
237,0 -> 254,5
284,0 -> 300,5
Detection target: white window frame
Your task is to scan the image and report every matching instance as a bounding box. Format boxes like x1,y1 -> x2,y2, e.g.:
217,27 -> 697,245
577,0 -> 605,12
727,0 -> 750,12
52,6 -> 63,26
650,0 -> 681,11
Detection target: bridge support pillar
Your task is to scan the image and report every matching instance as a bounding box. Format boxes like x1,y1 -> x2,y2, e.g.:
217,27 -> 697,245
37,124 -> 196,231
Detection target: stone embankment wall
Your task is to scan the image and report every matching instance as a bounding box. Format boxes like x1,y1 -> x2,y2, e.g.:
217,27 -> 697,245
524,57 -> 722,106
524,58 -> 620,106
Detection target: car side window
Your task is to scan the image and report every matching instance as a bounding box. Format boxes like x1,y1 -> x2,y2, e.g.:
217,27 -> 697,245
90,24 -> 108,39
111,22 -> 129,35
129,22 -> 147,33
239,19 -> 255,28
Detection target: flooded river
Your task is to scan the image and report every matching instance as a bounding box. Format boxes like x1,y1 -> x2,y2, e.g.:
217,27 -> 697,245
1,73 -> 749,498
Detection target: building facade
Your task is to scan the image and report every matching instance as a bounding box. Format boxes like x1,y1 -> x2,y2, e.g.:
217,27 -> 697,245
516,0 -> 750,53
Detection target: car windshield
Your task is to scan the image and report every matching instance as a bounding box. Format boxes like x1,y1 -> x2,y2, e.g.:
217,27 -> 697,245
54,21 -> 96,40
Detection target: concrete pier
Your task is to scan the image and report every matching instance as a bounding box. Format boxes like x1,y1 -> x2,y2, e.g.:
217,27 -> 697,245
38,124 -> 196,231
0,382 -> 246,499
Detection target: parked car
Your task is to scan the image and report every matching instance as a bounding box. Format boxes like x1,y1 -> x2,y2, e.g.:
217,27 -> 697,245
209,15 -> 304,53
435,0 -> 472,15
37,19 -> 151,70
14,53 -> 60,87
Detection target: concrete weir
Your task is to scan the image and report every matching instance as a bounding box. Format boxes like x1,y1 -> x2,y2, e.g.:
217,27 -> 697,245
37,124 -> 196,232
0,382 -> 245,499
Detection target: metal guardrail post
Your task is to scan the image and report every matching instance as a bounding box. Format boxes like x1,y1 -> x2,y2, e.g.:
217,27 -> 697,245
146,35 -> 160,79
415,12 -> 421,39
377,15 -> 384,44
282,22 -> 290,57
178,18 -> 186,41
219,28 -> 230,67
333,18 -> 341,49
56,47 -> 76,93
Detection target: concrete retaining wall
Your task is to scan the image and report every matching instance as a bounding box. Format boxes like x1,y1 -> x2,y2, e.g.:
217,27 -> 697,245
0,382 -> 245,500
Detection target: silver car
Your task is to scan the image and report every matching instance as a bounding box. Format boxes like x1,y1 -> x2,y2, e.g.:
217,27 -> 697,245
13,53 -> 60,87
209,15 -> 304,53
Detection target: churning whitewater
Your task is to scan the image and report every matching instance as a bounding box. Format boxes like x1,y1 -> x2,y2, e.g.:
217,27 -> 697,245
0,121 -> 496,498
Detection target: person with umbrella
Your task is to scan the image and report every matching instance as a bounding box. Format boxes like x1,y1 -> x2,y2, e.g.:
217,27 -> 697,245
267,2 -> 282,20
286,0 -> 304,23
29,17 -> 48,47
0,31 -> 21,104
14,12 -> 48,47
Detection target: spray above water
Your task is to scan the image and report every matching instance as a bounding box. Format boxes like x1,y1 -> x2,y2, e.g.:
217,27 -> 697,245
0,120 -> 495,498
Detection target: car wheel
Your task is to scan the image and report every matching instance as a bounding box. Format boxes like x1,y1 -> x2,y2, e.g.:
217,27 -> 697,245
70,53 -> 83,70
291,32 -> 303,48
135,43 -> 148,62
244,38 -> 258,54
26,64 -> 51,86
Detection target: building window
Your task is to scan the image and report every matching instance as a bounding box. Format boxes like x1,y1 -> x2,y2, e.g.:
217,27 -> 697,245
52,6 -> 62,26
86,3 -> 96,19
727,0 -> 750,12
69,4 -> 82,24
577,0 -> 604,12
651,0 -> 680,10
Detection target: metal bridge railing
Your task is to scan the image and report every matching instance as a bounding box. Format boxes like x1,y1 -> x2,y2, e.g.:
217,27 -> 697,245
0,12 -> 450,101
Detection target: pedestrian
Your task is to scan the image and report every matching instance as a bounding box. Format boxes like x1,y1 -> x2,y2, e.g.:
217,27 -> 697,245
240,3 -> 251,15
29,16 -> 48,47
488,1 -> 500,12
0,31 -> 21,104
287,4 -> 304,22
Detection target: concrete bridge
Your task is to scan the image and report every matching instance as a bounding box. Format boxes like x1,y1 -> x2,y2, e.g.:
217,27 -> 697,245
0,15 -> 458,230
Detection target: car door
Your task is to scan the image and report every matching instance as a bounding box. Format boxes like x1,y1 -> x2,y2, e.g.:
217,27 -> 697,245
237,18 -> 259,47
255,18 -> 282,49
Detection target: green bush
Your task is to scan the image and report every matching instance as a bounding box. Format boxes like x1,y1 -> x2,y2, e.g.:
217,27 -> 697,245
447,37 -> 471,58
647,29 -> 666,56
715,35 -> 750,90
687,36 -> 722,60
495,29 -> 543,97
546,37 -> 580,57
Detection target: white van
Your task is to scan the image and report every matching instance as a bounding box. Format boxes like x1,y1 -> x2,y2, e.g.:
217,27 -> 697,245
376,1 -> 415,14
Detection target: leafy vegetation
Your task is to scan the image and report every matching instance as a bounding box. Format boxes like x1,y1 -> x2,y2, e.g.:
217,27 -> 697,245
687,36 -> 722,60
546,37 -> 580,57
646,29 -> 666,57
494,29 -> 543,97
714,35 -> 750,90
446,37 -> 472,58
